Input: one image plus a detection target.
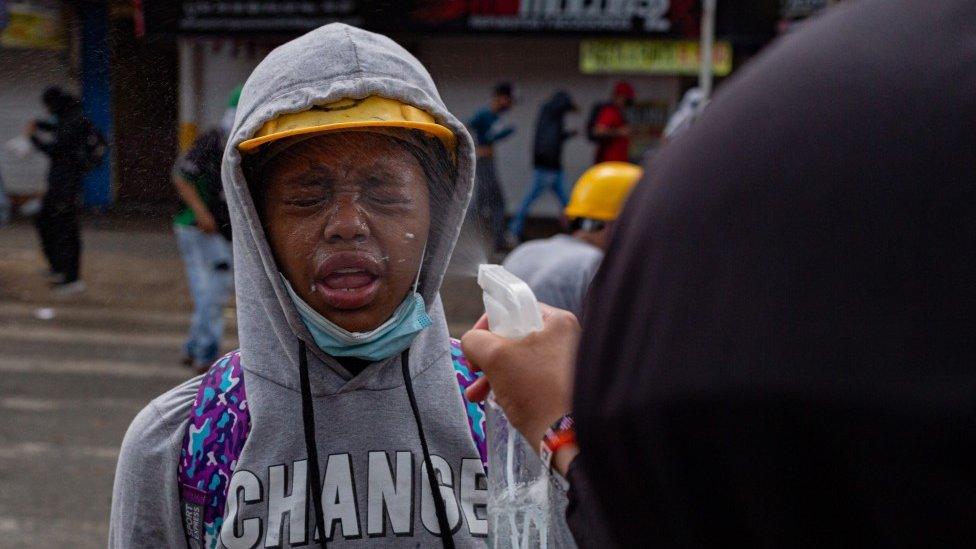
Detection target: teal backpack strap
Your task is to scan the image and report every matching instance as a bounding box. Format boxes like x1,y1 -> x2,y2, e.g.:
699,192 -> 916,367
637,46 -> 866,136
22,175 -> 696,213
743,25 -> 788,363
450,338 -> 487,468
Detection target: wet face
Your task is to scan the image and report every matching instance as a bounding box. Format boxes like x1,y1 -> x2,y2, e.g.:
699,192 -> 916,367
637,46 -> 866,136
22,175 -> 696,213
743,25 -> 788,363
259,133 -> 431,333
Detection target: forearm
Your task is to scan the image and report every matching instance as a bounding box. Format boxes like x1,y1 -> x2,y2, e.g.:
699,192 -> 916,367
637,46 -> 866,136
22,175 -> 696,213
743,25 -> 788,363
172,175 -> 209,218
491,126 -> 515,142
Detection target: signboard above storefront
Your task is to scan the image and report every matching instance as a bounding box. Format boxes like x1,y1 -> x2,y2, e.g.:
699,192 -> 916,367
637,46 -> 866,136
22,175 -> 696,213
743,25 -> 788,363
580,39 -> 732,76
145,0 -> 700,37
178,1 -> 362,32
465,0 -> 685,33
780,0 -> 829,19
0,2 -> 64,50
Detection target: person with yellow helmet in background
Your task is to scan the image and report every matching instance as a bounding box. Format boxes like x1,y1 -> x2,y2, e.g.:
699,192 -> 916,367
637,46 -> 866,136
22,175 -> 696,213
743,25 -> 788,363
503,161 -> 642,318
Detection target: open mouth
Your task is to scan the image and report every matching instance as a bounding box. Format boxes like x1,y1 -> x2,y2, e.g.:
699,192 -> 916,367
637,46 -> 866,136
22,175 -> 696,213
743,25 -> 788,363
314,252 -> 384,310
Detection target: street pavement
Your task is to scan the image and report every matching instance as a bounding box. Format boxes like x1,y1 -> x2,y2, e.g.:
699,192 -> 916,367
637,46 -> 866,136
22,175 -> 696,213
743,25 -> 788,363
0,220 -> 234,548
0,218 -> 483,548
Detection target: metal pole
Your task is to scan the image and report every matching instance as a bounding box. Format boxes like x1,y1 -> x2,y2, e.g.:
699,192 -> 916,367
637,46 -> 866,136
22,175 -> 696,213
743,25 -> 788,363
699,0 -> 717,100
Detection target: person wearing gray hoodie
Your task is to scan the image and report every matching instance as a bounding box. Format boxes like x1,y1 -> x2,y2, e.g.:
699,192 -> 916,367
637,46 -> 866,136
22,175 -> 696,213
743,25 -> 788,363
109,24 -> 487,548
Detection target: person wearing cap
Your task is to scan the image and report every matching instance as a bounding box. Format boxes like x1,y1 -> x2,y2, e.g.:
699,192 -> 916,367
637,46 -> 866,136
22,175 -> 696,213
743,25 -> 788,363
592,81 -> 635,163
111,24 -> 489,549
502,161 -> 642,318
172,86 -> 241,373
468,82 -> 515,251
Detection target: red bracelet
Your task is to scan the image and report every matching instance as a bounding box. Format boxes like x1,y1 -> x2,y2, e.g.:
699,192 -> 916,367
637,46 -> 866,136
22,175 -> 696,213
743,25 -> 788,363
540,414 -> 575,474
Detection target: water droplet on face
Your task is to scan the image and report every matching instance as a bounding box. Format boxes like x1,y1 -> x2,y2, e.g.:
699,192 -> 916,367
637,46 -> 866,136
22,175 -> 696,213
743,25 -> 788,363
310,284 -> 317,293
405,232 -> 416,239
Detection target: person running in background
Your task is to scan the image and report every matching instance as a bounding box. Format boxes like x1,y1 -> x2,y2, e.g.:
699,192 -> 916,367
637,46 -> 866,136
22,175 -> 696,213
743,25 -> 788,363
172,87 -> 239,373
468,82 -> 515,251
503,161 -> 642,318
590,81 -> 635,163
508,90 -> 577,242
25,87 -> 99,295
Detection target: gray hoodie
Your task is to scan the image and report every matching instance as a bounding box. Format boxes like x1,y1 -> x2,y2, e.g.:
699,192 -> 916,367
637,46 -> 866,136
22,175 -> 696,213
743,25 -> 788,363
109,24 -> 484,548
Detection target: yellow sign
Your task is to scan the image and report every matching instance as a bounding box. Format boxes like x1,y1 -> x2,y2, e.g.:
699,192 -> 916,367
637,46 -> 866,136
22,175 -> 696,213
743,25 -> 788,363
580,40 -> 732,76
0,5 -> 65,50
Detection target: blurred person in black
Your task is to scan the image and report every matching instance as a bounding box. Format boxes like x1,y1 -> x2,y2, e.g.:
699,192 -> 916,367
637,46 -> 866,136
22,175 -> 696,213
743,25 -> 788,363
507,90 -> 577,242
462,0 -> 976,546
25,87 -> 99,295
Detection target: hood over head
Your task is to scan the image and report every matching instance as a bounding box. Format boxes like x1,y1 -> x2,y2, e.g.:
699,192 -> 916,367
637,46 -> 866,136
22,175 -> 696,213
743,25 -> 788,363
545,90 -> 576,115
222,23 -> 475,394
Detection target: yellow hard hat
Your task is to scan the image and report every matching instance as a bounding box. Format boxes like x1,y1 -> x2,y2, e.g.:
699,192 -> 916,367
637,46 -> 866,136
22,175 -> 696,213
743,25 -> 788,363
564,162 -> 643,222
238,95 -> 456,153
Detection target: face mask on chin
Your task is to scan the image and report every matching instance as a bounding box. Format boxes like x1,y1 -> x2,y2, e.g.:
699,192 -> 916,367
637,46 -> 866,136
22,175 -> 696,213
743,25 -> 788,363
279,244 -> 431,362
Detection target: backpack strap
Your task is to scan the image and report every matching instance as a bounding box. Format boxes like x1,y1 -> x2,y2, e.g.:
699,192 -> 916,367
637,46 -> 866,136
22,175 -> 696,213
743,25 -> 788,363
178,350 -> 250,549
176,343 -> 482,548
450,338 -> 487,469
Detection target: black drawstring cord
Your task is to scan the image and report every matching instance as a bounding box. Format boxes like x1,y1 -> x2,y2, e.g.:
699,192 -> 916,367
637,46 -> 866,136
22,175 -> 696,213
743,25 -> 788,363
298,340 -> 329,549
400,349 -> 457,549
298,342 -> 454,547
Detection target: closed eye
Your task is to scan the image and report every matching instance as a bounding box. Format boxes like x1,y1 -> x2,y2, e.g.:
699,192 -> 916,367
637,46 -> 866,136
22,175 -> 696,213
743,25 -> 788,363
363,176 -> 412,205
284,196 -> 326,207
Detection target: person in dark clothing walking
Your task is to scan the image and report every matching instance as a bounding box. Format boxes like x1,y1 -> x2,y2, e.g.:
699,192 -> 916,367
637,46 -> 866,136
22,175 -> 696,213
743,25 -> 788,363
26,87 -> 91,295
462,0 -> 976,547
508,90 -> 577,241
468,82 -> 515,251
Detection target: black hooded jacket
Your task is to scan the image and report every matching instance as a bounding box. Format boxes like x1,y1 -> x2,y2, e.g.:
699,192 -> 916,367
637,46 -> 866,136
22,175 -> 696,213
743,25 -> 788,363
567,0 -> 976,547
532,91 -> 575,170
30,93 -> 90,205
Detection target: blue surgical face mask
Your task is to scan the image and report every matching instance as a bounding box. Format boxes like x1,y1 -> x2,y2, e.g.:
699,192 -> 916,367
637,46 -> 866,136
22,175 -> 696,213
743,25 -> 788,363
279,258 -> 432,362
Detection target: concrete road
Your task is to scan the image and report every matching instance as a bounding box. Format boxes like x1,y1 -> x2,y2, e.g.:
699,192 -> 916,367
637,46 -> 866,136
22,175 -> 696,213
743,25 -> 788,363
0,218 -> 483,548
0,219 -> 232,548
0,302 -> 203,548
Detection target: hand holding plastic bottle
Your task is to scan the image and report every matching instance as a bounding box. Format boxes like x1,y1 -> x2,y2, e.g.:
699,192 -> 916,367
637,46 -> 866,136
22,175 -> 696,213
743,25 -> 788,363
461,303 -> 580,453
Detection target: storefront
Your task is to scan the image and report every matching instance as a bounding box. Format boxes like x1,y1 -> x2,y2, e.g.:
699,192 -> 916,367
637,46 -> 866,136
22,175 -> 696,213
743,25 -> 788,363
146,1 -> 732,217
0,0 -> 74,201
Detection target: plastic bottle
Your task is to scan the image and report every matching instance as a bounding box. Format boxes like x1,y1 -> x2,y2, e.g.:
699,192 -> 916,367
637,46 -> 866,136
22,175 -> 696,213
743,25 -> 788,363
477,265 -> 564,549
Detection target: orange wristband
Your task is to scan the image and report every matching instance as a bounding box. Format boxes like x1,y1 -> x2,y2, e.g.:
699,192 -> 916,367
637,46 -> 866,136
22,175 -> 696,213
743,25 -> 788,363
540,414 -> 575,474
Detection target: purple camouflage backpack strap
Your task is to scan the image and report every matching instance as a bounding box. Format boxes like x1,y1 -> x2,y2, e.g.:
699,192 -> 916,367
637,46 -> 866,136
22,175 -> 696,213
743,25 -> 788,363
450,338 -> 487,468
177,350 -> 250,549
